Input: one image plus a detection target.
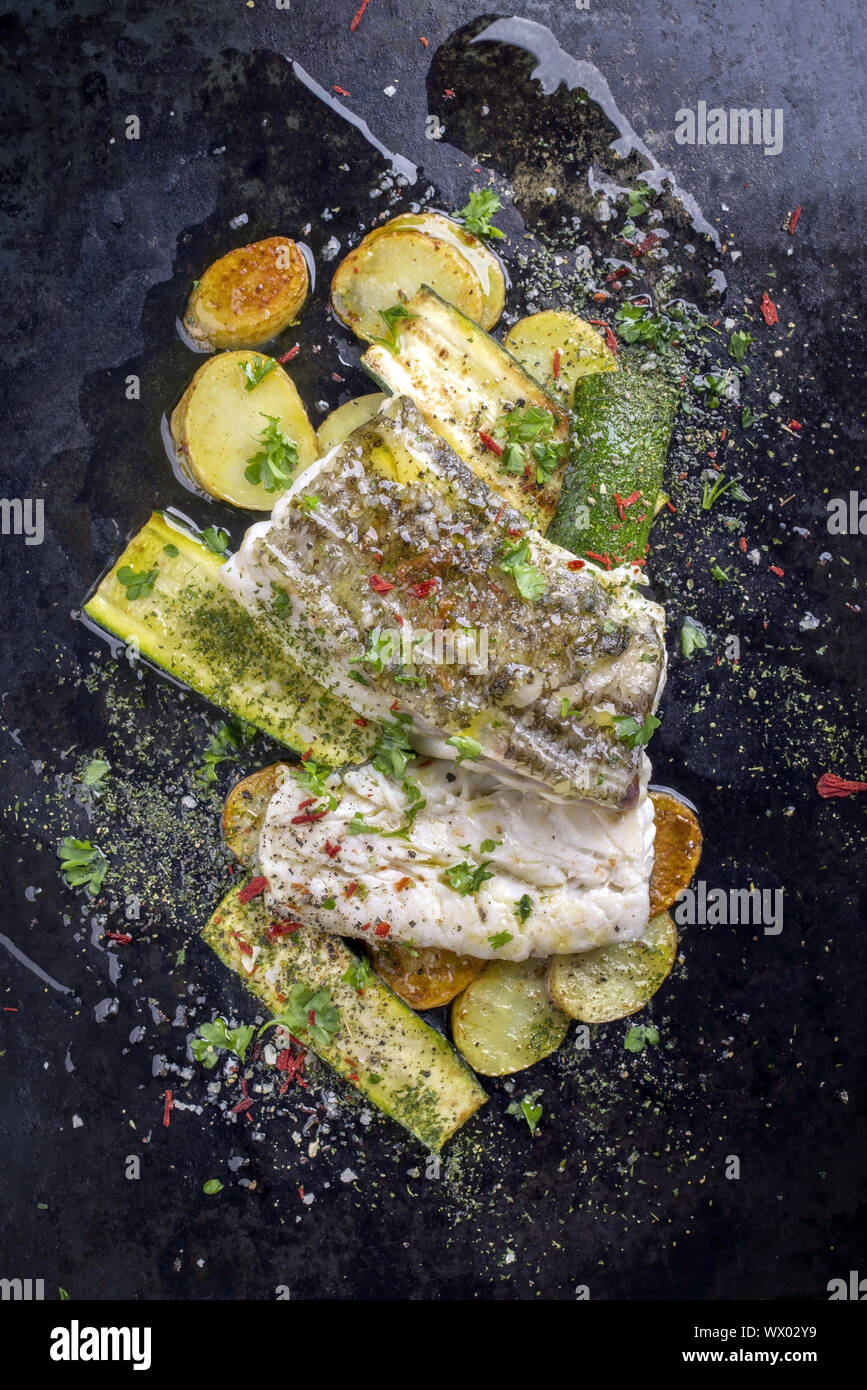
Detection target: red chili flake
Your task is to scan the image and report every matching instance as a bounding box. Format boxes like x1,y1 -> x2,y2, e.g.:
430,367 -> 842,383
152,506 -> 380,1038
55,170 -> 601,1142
390,698 -> 401,711
552,349 -> 562,379
613,493 -> 626,521
105,931 -> 132,945
238,876 -> 268,903
591,291 -> 608,303
369,574 -> 394,593
232,1096 -> 254,1115
297,796 -> 317,810
566,558 -> 585,570
308,1009 -> 316,1027
621,490 -> 641,509
739,536 -> 748,552
290,811 -> 328,825
506,526 -> 524,538
374,921 -> 391,937
817,773 -> 867,799
353,717 -> 368,728
360,921 -> 371,931
633,232 -> 660,256
395,876 -> 412,891
720,428 -> 728,442
298,1187 -> 305,1199
630,558 -> 647,567
324,840 -> 342,858
236,939 -> 253,957
349,0 -> 371,32
635,511 -> 647,523
788,419 -> 802,431
2,1006 -> 18,1012
348,1071 -> 360,1084
278,345 -> 299,363
606,266 -> 630,283
444,88 -> 455,99
162,1090 -> 173,1128
345,882 -> 359,899
409,578 -> 438,598
291,882 -> 310,893
587,320 -> 617,356
333,84 -> 350,97
665,499 -> 677,514
267,920 -> 303,940
787,205 -> 802,235
585,551 -> 611,569
707,449 -> 716,461
301,749 -> 313,762
478,430 -> 503,457
760,292 -> 779,326
769,564 -> 785,577
419,36 -> 429,47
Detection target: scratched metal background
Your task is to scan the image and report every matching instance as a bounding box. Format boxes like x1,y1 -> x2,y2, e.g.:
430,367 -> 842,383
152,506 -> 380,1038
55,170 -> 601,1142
0,0 -> 865,1301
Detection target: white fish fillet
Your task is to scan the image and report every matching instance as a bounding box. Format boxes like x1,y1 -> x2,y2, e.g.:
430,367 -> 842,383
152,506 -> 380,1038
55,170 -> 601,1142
258,756 -> 656,961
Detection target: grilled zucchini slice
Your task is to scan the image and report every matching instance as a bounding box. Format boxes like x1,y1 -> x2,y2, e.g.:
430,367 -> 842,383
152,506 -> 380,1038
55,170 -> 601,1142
316,393 -> 386,455
83,513 -> 375,766
203,886 -> 487,1150
170,351 -> 318,510
183,236 -> 309,350
373,212 -> 506,329
363,287 -> 570,529
546,912 -> 677,1023
504,309 -> 616,403
331,227 -> 485,343
451,959 -> 570,1076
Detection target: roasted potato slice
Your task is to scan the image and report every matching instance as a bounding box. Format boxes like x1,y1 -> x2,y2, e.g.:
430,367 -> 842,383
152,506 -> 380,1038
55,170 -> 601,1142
222,763 -> 292,865
546,912 -> 677,1023
451,959 -> 570,1076
504,309 -> 617,403
649,790 -> 703,915
331,226 -> 485,343
170,351 -> 318,510
365,941 -> 485,1011
373,212 -> 506,330
316,393 -> 386,455
183,236 -> 309,350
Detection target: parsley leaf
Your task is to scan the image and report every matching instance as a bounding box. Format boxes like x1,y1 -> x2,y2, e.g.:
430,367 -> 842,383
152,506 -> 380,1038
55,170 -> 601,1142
492,405 -> 567,486
514,894 -> 533,923
612,712 -> 661,748
624,1024 -> 660,1053
373,302 -> 417,355
680,616 -> 708,659
81,758 -> 110,790
240,355 -> 277,391
507,1089 -> 543,1135
710,563 -> 731,584
195,718 -> 257,787
625,182 -> 653,219
480,838 -> 501,854
456,188 -> 505,240
116,565 -> 157,600
259,984 -> 340,1050
701,472 -> 751,510
200,526 -> 230,554
192,1016 -> 255,1069
728,329 -> 753,362
298,494 -> 320,511
488,930 -> 513,949
57,837 -> 109,895
498,538 -> 547,602
443,861 -> 494,895
203,1179 -> 223,1195
446,734 -> 482,764
371,714 -> 416,782
244,415 -> 298,492
342,955 -> 374,991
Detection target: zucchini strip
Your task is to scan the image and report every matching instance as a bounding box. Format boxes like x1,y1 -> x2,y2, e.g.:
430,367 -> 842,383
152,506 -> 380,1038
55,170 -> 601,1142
203,887 -> 488,1150
362,286 -> 570,529
83,512 -> 376,766
547,358 -> 679,563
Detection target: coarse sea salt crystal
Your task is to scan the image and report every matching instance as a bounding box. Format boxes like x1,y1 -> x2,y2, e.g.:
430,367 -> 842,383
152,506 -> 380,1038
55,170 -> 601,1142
340,1168 -> 358,1183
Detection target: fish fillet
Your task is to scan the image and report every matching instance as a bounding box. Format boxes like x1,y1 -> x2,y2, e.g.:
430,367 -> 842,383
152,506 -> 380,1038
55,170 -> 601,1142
258,757 -> 656,961
223,396 -> 666,805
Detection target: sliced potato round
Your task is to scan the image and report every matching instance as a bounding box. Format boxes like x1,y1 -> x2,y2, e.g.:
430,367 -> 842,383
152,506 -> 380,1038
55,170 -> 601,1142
316,393 -> 386,455
451,959 -> 570,1076
546,912 -> 677,1024
170,351 -> 318,510
504,309 -> 617,403
365,941 -> 485,1011
183,237 -> 309,350
331,226 -> 485,343
649,791 -> 703,915
222,763 -> 292,866
372,212 -> 506,330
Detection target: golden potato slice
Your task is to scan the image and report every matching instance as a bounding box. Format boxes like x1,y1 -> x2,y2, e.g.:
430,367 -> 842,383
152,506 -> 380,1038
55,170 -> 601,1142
365,941 -> 485,1011
649,791 -> 703,915
222,763 -> 292,865
546,912 -> 677,1023
170,351 -> 318,510
373,212 -> 506,330
331,226 -> 485,343
504,309 -> 617,403
451,959 -> 570,1076
316,393 -> 386,455
183,237 -> 309,350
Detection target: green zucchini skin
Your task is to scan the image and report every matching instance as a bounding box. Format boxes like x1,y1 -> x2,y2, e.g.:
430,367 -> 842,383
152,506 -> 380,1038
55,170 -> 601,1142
202,887 -> 488,1151
547,360 -> 679,565
83,512 -> 375,767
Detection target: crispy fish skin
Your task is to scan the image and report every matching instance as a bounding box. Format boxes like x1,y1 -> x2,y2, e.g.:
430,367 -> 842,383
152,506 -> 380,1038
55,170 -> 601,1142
223,397 -> 665,805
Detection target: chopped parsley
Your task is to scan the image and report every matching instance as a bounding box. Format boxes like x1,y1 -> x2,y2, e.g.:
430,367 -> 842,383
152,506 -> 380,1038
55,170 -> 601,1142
195,717 -> 257,787
480,838 -> 501,854
514,894 -> 533,923
240,355 -> 277,391
245,415 -> 298,492
202,1179 -> 223,1195
625,182 -> 653,219
342,955 -> 374,991
507,1089 -> 543,1135
624,1023 -> 660,1053
680,616 -> 708,659
701,471 -> 750,510
200,526 -> 230,554
163,542 -> 179,557
116,565 -> 157,600
710,563 -> 731,584
614,300 -> 686,352
446,734 -> 482,764
259,984 -> 340,1050
444,860 -> 494,895
560,697 -> 582,718
455,187 -> 505,240
298,494 -> 320,511
492,405 -> 567,486
498,537 -> 547,602
373,302 -> 417,355
488,930 -> 513,949
192,1017 -> 255,1069
57,837 -> 108,895
728,329 -> 753,362
81,758 -> 110,791
371,713 -> 416,781
271,584 -> 290,614
612,712 -> 661,748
